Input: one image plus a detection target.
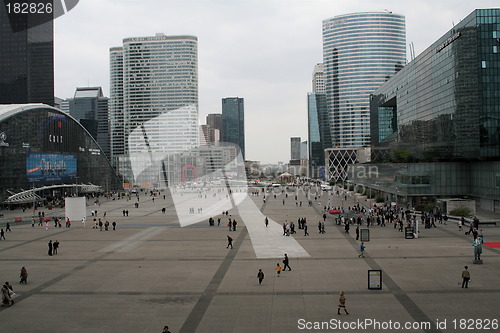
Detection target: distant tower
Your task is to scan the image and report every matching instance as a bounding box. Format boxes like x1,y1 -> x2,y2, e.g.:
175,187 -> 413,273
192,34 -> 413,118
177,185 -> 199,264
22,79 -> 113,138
66,87 -> 110,158
322,12 -> 406,147
291,137 -> 301,160
222,97 -> 245,160
0,3 -> 54,105
312,63 -> 325,93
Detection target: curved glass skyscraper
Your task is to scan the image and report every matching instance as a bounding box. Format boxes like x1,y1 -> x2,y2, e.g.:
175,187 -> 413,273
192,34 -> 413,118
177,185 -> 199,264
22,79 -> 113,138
322,12 -> 406,147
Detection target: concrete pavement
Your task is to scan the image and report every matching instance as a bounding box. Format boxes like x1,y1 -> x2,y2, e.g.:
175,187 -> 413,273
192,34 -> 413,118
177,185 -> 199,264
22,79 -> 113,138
0,187 -> 499,332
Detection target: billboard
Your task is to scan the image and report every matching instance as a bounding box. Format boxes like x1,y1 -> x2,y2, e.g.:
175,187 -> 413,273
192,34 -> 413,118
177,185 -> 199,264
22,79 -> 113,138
26,153 -> 77,183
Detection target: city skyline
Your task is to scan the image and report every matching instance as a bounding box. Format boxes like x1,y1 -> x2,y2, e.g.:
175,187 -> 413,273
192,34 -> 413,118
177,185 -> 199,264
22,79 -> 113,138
53,0 -> 499,163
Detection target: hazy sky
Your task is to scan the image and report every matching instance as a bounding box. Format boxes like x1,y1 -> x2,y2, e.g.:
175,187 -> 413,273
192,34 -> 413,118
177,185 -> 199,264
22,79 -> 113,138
54,0 -> 499,164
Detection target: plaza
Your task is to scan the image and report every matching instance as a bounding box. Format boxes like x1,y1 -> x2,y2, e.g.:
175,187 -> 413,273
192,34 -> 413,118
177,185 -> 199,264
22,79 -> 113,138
0,186 -> 499,333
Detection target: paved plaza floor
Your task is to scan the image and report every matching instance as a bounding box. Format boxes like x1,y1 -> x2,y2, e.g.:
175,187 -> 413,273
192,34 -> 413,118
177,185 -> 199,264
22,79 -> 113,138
0,187 -> 499,333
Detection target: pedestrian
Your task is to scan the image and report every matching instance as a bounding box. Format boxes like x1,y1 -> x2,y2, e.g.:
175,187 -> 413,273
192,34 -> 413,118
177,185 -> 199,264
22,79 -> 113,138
6,222 -> 11,232
458,217 -> 464,231
304,223 -> 309,236
226,235 -> 233,249
20,266 -> 28,284
257,269 -> 264,284
473,238 -> 482,260
0,228 -> 5,240
162,325 -> 171,333
112,221 -> 116,230
232,219 -> 237,231
337,291 -> 349,315
283,253 -> 291,271
358,242 -> 365,258
1,282 -> 14,306
99,219 -> 103,231
105,220 -> 109,231
265,217 -> 269,227
48,240 -> 53,256
355,225 -> 360,240
461,266 -> 470,288
275,263 -> 282,277
53,240 -> 59,255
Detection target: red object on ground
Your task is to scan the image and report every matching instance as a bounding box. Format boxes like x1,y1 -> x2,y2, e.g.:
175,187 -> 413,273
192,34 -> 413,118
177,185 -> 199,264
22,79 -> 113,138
483,242 -> 500,248
329,210 -> 342,214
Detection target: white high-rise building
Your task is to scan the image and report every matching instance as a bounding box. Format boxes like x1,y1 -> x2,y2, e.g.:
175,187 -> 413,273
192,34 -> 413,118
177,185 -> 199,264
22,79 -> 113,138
312,63 -> 325,94
322,12 -> 406,148
110,33 -> 199,185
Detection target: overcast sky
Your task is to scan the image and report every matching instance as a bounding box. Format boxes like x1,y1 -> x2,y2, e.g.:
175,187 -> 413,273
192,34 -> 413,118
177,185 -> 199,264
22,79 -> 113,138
54,0 -> 499,164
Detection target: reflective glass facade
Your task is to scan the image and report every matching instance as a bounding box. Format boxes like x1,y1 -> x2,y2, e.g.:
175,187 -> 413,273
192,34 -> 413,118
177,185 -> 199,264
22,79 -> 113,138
371,9 -> 500,161
0,1 -> 54,106
308,92 -> 331,177
0,104 -> 121,202
67,87 -> 110,159
323,12 -> 406,148
222,97 -> 245,160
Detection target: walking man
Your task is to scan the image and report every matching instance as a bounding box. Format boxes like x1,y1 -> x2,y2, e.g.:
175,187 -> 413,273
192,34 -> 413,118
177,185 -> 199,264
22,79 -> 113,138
304,223 -> 309,236
53,240 -> 59,255
48,240 -> 53,256
226,235 -> 233,249
257,269 -> 264,284
283,253 -> 291,271
265,217 -> 269,227
5,222 -> 11,232
0,229 -> 5,240
461,266 -> 470,288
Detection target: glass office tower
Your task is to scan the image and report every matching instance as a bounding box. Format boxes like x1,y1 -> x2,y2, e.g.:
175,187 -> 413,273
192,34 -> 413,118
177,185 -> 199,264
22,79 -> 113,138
0,1 -> 54,106
363,9 -> 500,211
308,92 -> 331,178
322,12 -> 406,148
222,97 -> 245,160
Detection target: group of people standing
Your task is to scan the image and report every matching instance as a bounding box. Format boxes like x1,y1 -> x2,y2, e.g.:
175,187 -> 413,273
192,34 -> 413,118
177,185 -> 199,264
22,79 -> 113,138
47,240 -> 60,256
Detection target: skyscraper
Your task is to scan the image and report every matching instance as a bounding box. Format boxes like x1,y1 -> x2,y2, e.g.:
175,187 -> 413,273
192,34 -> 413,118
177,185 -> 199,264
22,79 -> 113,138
312,63 -> 325,93
322,12 -> 406,148
291,137 -> 301,160
110,33 -> 199,180
66,87 -> 110,158
0,1 -> 54,106
222,97 -> 245,160
308,92 -> 331,177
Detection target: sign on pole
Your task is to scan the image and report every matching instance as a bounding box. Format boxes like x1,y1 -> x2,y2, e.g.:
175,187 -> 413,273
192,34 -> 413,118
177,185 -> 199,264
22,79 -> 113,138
368,270 -> 382,290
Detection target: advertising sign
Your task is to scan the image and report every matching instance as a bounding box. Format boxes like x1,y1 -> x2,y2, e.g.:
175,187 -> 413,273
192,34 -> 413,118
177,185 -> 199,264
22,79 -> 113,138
368,270 -> 382,290
26,153 -> 77,183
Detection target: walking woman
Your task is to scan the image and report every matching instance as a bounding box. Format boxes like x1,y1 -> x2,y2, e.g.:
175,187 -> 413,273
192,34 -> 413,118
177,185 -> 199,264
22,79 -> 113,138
337,291 -> 349,315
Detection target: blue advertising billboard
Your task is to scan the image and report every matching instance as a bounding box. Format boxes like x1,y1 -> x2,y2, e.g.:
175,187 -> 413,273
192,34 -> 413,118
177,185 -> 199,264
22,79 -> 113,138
26,153 -> 77,183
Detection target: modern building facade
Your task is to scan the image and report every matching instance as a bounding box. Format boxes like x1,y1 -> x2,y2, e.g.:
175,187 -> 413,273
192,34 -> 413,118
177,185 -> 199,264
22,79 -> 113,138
307,92 -> 331,178
312,63 -> 325,93
222,97 -> 245,160
109,33 -> 199,184
0,2 -> 54,106
0,104 -> 121,204
291,137 -> 301,160
322,12 -> 406,148
66,87 -> 110,159
362,9 -> 500,211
